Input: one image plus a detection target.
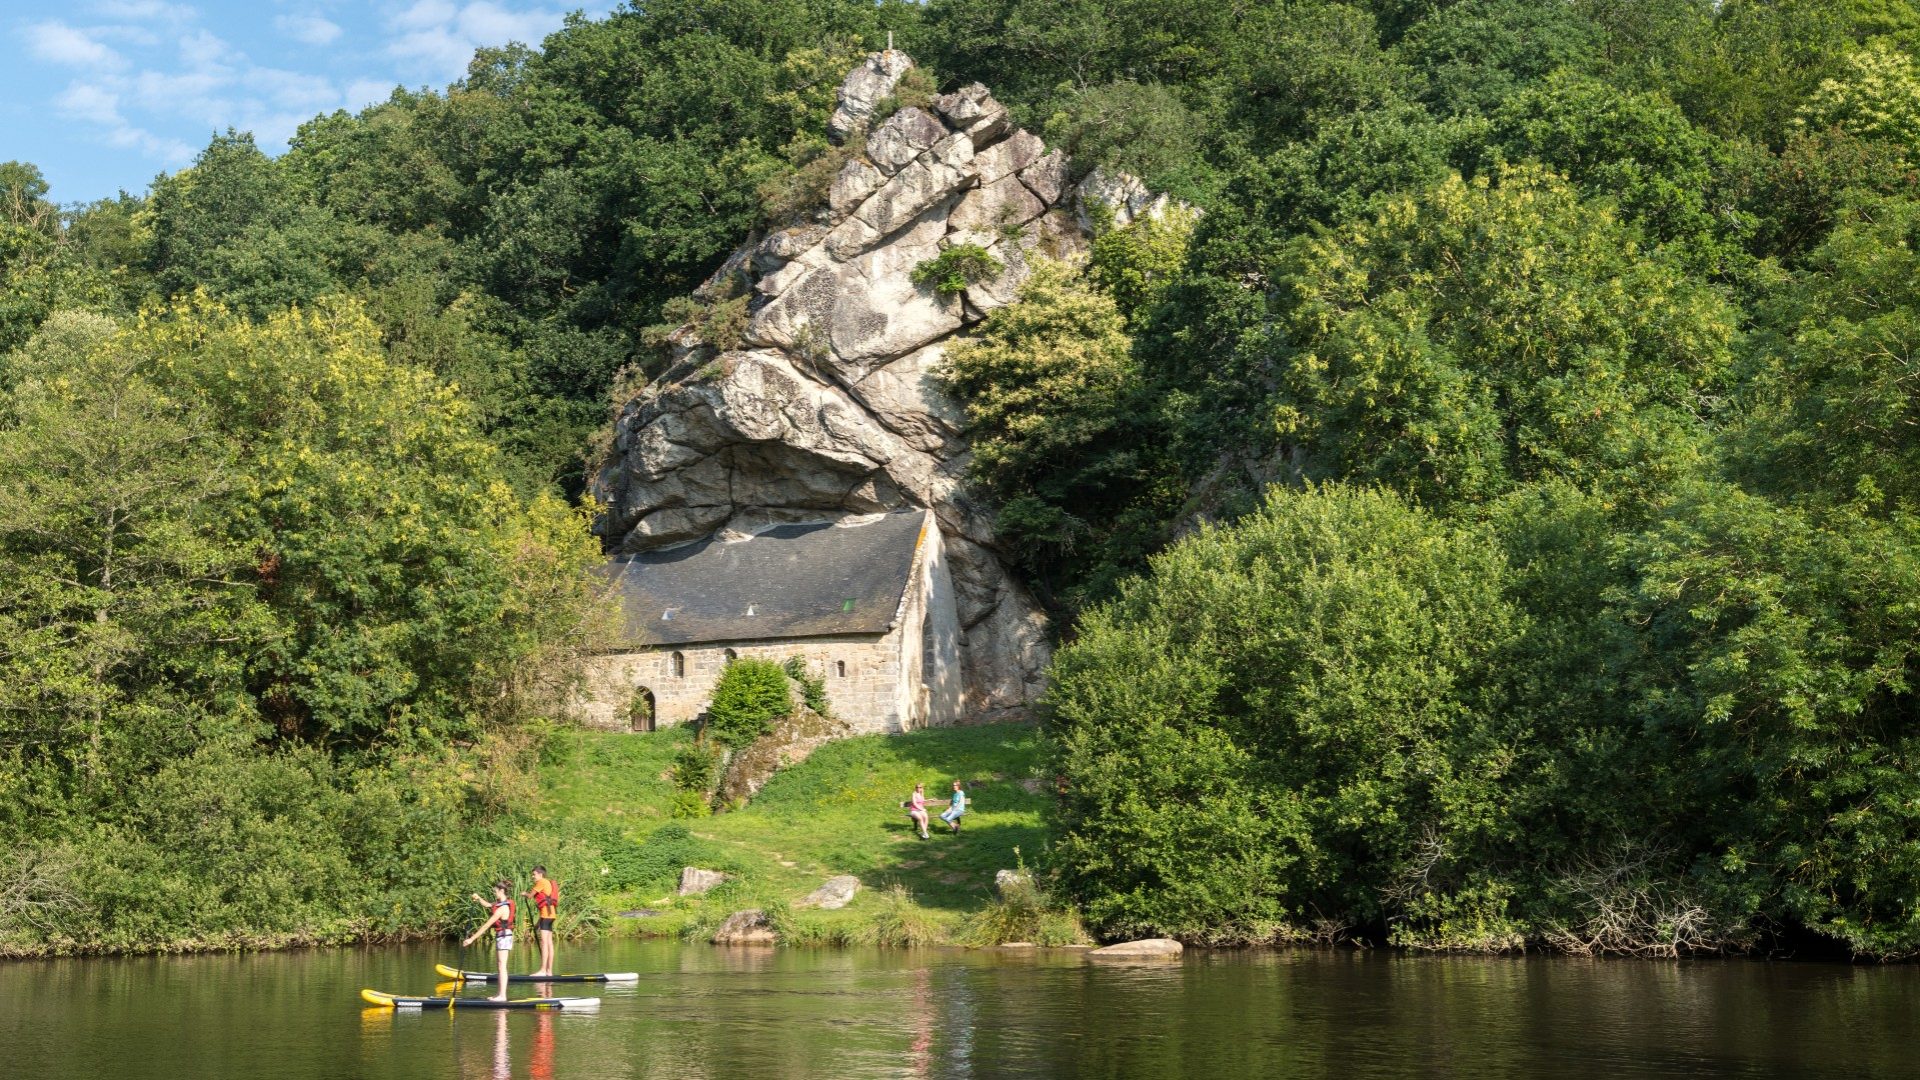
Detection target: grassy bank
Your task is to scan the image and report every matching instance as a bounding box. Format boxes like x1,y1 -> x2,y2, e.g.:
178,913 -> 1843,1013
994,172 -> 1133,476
515,722 -> 1084,947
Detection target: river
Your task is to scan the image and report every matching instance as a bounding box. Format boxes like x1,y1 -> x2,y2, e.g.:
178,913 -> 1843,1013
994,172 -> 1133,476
4,939 -> 1917,1078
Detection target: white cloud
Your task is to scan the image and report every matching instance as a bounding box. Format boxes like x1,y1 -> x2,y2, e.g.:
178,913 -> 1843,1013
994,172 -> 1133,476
56,77 -> 193,167
26,21 -> 126,67
274,14 -> 342,46
177,28 -> 231,69
56,81 -> 125,125
387,1 -> 570,80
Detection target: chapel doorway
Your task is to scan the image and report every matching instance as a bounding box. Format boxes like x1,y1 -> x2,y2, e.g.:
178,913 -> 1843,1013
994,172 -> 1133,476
629,686 -> 657,732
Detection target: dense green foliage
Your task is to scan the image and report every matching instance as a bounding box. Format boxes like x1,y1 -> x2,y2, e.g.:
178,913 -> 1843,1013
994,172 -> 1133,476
911,244 -> 1002,296
705,659 -> 794,749
11,0 -> 1920,958
0,300 -> 601,954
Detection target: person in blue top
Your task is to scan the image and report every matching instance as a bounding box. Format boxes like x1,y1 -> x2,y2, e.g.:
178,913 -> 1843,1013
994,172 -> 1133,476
940,780 -> 968,834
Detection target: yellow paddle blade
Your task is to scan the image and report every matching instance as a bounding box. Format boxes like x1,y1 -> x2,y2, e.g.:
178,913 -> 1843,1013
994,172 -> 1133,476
360,989 -> 397,1008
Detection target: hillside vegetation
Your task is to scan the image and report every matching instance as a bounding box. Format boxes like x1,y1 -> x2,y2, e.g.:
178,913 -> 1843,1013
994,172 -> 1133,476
498,724 -> 1064,947
9,0 -> 1920,958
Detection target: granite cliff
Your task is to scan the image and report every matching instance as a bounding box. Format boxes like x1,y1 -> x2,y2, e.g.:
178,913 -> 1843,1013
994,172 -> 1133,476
592,52 -> 1161,720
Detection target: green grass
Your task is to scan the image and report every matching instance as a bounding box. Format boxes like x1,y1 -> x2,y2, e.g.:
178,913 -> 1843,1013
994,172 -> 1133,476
523,723 -> 1060,943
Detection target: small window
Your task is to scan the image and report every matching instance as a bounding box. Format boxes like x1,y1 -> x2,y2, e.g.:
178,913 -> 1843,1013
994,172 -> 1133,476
835,660 -> 846,678
723,648 -> 739,662
670,651 -> 685,678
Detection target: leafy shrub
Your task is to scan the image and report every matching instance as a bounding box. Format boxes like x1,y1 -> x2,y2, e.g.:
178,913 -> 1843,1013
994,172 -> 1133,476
781,655 -> 832,717
591,822 -> 715,892
673,741 -> 722,793
911,244 -> 1002,296
668,790 -> 713,819
870,66 -> 937,125
960,870 -> 1090,947
706,658 -> 793,749
647,293 -> 750,353
758,134 -> 863,224
857,884 -> 943,947
1047,485 -> 1522,944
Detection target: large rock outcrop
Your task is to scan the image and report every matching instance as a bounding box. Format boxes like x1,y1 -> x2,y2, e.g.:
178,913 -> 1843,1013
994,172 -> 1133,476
594,53 -> 1145,721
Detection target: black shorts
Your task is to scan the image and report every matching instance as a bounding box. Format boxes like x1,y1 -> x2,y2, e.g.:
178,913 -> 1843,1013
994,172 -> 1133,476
536,917 -> 554,932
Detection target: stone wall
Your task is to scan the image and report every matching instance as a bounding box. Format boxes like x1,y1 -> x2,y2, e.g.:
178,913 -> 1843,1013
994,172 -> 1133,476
577,630 -> 910,734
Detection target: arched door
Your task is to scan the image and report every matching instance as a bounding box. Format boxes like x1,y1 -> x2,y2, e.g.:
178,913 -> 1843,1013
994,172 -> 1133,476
629,686 -> 657,733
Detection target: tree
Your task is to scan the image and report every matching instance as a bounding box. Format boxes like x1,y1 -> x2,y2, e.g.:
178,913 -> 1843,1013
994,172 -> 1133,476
1047,485 -> 1524,942
1230,166 -> 1735,506
1479,72 -> 1746,272
1395,0 -> 1603,116
937,258 -> 1168,605
1797,40 -> 1920,155
1737,195 -> 1920,508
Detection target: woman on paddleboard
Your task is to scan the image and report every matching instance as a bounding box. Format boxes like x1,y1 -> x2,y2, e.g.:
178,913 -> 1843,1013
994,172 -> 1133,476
462,879 -> 515,1001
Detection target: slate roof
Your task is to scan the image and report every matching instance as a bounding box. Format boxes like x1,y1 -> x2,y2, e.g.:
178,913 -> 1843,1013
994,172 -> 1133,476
600,512 -> 930,647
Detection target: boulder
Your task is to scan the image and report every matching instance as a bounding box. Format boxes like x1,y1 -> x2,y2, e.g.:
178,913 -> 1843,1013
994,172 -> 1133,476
854,155 -> 972,240
845,342 -> 966,454
994,869 -> 1034,897
1018,150 -> 1071,206
1088,938 -> 1184,958
678,867 -> 730,896
974,130 -> 1046,186
712,909 -> 778,946
796,875 -> 862,910
828,51 -> 912,145
829,159 -> 887,218
949,176 -> 1047,237
932,82 -> 1012,145
754,225 -> 828,271
866,108 -> 948,175
1075,167 -> 1181,232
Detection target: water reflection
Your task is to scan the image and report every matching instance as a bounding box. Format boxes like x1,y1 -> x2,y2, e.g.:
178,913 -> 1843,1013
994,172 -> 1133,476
9,941 -> 1920,1079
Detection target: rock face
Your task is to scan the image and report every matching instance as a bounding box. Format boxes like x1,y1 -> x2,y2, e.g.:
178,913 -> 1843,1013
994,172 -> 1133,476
678,867 -> 730,896
1088,938 -> 1184,958
829,50 -> 913,145
797,875 -> 861,910
712,909 -> 778,946
718,700 -> 851,804
594,54 -> 1135,722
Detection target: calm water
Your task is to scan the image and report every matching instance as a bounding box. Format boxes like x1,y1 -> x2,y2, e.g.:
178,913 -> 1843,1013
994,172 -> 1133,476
4,939 -> 1917,1079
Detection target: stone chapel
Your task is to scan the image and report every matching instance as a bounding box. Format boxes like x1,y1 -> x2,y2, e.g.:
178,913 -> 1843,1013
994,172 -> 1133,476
578,510 -> 965,734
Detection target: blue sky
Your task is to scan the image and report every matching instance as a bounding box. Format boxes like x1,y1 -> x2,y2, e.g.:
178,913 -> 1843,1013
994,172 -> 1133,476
5,1 -> 624,204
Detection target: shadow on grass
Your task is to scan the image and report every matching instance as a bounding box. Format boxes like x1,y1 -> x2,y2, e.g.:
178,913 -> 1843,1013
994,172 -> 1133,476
736,722 -> 1058,912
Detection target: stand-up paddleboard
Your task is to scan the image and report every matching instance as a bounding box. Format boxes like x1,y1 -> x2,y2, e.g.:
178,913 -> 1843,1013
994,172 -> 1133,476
360,989 -> 600,1010
433,963 -> 638,984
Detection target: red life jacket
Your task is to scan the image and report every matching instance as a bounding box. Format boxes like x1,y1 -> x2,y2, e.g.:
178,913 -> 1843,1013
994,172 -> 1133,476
493,899 -> 515,941
532,879 -> 558,920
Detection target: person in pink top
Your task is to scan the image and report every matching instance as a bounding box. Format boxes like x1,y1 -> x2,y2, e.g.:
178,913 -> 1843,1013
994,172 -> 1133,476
902,783 -> 930,839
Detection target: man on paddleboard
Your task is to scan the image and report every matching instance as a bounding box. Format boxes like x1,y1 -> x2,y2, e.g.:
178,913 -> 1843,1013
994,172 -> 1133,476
525,865 -> 559,978
462,879 -> 515,1001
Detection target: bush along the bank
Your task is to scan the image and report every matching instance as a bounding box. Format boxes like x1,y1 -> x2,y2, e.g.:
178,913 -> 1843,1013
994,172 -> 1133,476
960,858 -> 1090,947
1047,478 -> 1920,958
1047,485 -> 1526,948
